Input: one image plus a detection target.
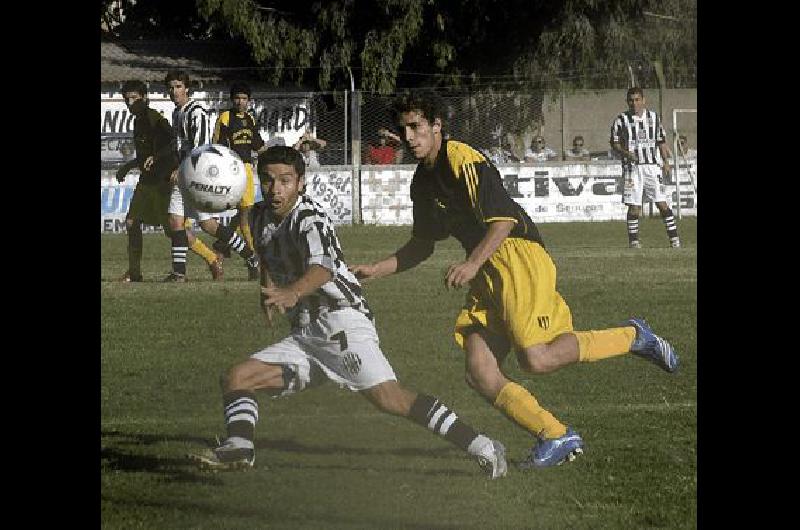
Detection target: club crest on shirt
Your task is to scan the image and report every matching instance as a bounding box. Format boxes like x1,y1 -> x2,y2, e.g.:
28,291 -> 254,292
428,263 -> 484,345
342,352 -> 362,375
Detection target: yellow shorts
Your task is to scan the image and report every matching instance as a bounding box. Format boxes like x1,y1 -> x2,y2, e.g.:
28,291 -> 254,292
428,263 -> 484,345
239,163 -> 256,209
454,238 -> 574,351
127,181 -> 171,227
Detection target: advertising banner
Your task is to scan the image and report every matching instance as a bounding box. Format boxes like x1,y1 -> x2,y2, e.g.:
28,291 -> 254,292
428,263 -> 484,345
102,162 -> 696,231
101,167 -> 355,232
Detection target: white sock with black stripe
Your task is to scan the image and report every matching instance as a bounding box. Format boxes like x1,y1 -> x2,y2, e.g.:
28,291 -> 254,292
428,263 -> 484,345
170,229 -> 189,275
216,225 -> 253,259
408,394 -> 488,455
626,215 -> 640,245
661,209 -> 680,246
222,390 -> 258,449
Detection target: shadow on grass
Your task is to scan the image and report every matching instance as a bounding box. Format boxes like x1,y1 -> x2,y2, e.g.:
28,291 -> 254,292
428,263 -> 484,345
101,492 -> 468,529
102,430 -> 222,485
101,430 -> 475,480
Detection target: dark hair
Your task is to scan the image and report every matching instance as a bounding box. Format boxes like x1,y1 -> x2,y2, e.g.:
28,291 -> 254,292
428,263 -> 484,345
164,70 -> 192,89
626,86 -> 644,98
257,146 -> 305,180
392,90 -> 447,128
121,80 -> 147,97
573,135 -> 584,143
230,82 -> 251,99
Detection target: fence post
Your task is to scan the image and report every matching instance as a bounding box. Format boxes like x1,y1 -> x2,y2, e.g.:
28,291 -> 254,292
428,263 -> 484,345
343,90 -> 348,164
350,90 -> 362,223
559,81 -> 566,160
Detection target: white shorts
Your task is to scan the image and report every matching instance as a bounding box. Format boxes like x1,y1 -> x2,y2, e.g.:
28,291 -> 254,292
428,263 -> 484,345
167,184 -> 214,222
249,307 -> 397,395
623,164 -> 671,206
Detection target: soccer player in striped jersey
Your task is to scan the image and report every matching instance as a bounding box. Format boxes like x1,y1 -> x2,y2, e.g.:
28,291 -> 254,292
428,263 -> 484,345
610,87 -> 681,248
163,70 -> 259,282
189,146 -> 507,478
352,90 -> 679,469
211,82 -> 267,281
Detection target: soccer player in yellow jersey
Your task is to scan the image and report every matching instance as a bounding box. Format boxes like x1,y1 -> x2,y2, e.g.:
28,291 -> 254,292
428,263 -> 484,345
212,82 -> 267,280
352,91 -> 680,468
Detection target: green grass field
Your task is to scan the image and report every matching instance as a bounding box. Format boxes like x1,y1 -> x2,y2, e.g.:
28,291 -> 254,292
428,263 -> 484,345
101,217 -> 697,529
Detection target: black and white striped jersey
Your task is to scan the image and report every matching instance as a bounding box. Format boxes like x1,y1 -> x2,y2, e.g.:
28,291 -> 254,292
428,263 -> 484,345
172,98 -> 211,160
610,109 -> 666,166
250,195 -> 373,326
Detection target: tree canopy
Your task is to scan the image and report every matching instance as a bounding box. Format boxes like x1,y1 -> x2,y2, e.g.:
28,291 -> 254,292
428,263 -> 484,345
101,0 -> 696,93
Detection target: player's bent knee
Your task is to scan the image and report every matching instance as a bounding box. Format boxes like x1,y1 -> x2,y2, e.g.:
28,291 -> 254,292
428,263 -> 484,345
199,219 -> 218,235
518,347 -> 554,374
168,216 -> 184,231
222,359 -> 284,393
362,381 -> 413,416
464,367 -> 505,400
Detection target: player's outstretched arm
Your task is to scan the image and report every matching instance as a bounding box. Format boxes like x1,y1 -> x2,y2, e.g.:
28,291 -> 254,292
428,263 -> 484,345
351,237 -> 434,280
259,263 -> 277,326
263,264 -> 333,314
444,220 -> 514,289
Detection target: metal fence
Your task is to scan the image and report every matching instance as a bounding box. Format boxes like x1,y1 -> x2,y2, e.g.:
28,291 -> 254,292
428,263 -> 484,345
101,86 -> 697,169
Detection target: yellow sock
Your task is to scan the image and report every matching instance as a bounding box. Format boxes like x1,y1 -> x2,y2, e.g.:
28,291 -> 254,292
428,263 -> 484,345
494,382 -> 566,439
574,327 -> 636,362
190,238 -> 218,265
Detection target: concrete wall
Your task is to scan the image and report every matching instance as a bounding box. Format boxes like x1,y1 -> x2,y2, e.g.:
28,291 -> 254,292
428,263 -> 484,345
539,88 -> 697,158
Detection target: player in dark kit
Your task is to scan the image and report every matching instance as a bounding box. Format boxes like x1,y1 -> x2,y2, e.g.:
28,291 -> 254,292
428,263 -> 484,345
212,82 -> 267,280
116,80 -> 213,282
352,90 -> 680,469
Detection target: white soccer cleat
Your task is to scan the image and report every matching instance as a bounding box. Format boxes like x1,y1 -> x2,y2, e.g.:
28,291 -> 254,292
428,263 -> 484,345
477,439 -> 508,479
188,440 -> 255,471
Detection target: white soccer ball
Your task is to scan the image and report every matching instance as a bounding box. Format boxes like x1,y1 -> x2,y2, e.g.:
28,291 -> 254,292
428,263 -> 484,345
179,144 -> 247,213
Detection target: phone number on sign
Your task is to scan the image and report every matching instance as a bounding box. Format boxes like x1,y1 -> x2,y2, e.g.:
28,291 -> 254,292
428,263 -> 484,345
309,173 -> 352,222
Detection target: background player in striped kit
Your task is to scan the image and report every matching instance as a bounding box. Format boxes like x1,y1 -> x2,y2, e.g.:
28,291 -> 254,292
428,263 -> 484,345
163,70 -> 259,282
610,87 -> 681,248
189,146 -> 507,479
211,82 -> 267,281
352,91 -> 679,469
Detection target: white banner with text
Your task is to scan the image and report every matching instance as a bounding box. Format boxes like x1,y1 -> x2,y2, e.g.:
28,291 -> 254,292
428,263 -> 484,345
101,162 -> 696,232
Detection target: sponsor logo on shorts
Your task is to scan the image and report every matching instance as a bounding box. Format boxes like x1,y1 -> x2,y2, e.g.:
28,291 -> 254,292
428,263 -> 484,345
537,316 -> 550,330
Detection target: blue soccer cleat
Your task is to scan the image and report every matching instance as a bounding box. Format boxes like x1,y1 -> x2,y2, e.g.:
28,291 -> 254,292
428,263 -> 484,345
519,427 -> 584,469
626,318 -> 680,373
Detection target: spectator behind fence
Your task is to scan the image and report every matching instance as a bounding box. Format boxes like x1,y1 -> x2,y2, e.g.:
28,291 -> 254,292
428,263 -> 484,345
524,135 -> 557,162
564,135 -> 590,161
366,128 -> 401,164
677,135 -> 697,160
485,143 -> 519,165
293,132 -> 327,169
